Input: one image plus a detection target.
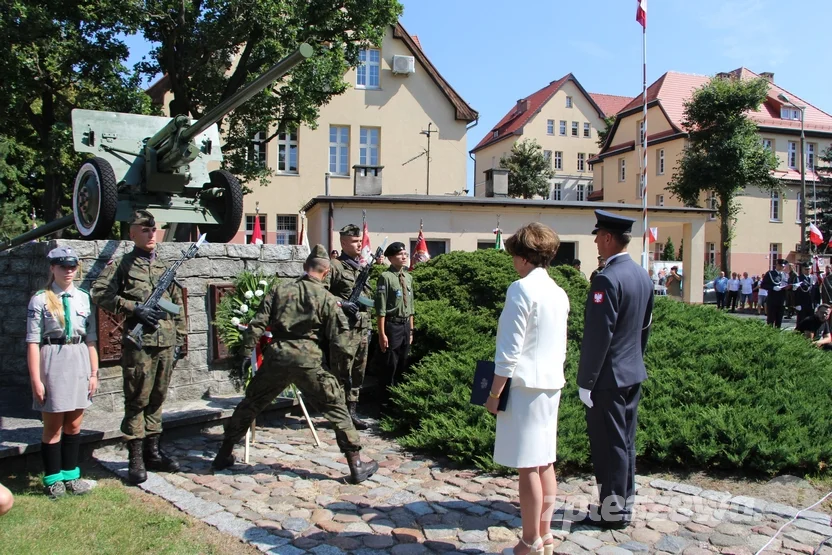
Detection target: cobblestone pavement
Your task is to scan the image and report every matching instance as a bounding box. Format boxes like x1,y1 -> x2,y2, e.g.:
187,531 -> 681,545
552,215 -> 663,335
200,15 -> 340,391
93,415 -> 832,555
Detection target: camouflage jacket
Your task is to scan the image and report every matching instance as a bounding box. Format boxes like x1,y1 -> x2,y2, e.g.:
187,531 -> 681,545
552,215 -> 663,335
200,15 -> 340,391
243,275 -> 353,370
90,249 -> 186,348
325,254 -> 373,329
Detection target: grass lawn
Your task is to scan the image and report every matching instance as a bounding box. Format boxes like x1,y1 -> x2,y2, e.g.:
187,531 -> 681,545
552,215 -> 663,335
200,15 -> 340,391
0,463 -> 259,555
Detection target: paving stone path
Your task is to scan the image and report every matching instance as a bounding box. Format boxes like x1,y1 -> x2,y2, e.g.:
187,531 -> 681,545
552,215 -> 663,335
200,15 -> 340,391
93,415 -> 832,555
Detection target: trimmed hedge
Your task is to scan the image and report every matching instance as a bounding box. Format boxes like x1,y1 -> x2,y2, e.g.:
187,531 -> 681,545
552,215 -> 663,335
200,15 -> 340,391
381,249 -> 832,476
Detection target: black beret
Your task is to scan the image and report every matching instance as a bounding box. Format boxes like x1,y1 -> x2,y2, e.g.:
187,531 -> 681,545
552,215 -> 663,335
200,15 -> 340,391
384,242 -> 406,257
776,258 -> 788,265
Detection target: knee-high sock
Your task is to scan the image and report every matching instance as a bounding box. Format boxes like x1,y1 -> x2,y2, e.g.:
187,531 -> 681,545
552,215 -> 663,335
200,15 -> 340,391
61,433 -> 82,481
41,442 -> 62,486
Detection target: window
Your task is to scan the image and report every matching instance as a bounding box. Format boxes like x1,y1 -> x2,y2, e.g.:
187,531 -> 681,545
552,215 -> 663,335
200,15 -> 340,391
356,48 -> 380,89
543,150 -> 552,167
275,215 -> 298,245
547,120 -> 554,135
657,149 -> 665,175
552,182 -> 562,201
329,126 -> 349,175
762,138 -> 773,151
583,123 -> 591,138
359,127 -> 380,166
566,96 -> 573,108
654,242 -> 664,261
788,142 -> 797,169
276,130 -> 298,173
639,120 -> 645,144
770,191 -> 781,221
769,243 -> 780,270
706,242 -> 716,266
409,239 -> 447,259
796,192 -> 803,223
707,192 -> 717,220
576,184 -> 586,201
656,194 -> 664,206
780,107 -> 800,121
245,214 -> 267,244
477,241 -> 497,250
248,131 -> 266,167
587,183 -> 594,195
577,153 -> 586,172
807,143 -> 816,169
559,121 -> 567,136
618,158 -> 626,181
571,121 -> 579,137
553,151 -> 563,171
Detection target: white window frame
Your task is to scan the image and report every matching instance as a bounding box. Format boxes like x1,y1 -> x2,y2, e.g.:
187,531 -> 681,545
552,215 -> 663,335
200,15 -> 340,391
656,194 -> 664,207
552,182 -> 562,201
245,214 -> 267,244
796,192 -> 802,223
807,143 -> 816,169
553,151 -> 563,171
249,131 -> 266,167
543,150 -> 552,167
547,120 -> 554,135
576,184 -> 586,202
639,120 -> 645,144
657,149 -> 665,175
780,107 -> 800,121
275,214 -> 298,245
571,121 -> 579,137
788,142 -> 797,169
769,243 -> 780,270
583,122 -> 591,138
587,183 -> 594,195
276,130 -> 298,174
559,120 -> 567,136
618,158 -> 626,182
565,96 -> 573,108
707,192 -> 717,220
356,48 -> 380,89
359,127 -> 380,166
707,242 -> 716,266
770,191 -> 781,222
329,126 -> 350,176
492,130 -> 498,139
577,153 -> 586,172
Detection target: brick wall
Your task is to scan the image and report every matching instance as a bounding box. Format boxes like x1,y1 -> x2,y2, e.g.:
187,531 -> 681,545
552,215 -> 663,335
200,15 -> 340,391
0,239 -> 308,412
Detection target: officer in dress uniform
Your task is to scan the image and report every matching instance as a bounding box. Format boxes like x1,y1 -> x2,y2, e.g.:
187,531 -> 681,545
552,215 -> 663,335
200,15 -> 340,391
794,262 -> 815,324
761,259 -> 790,328
325,224 -> 373,430
91,210 -> 186,484
577,210 -> 654,529
212,245 -> 379,484
375,242 -> 415,412
27,247 -> 98,498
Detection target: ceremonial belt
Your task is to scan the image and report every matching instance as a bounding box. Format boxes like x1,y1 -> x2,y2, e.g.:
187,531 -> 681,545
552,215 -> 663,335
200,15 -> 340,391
386,317 -> 409,324
42,336 -> 87,345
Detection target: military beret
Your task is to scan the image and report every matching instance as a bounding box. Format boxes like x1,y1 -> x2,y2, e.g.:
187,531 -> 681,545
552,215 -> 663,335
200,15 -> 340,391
591,209 -> 636,235
306,244 -> 330,266
339,224 -> 361,237
385,242 -> 406,257
46,246 -> 79,267
129,210 -> 156,227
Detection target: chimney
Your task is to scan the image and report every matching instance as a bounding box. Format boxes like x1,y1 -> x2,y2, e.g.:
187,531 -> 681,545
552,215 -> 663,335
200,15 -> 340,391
515,98 -> 529,114
485,168 -> 509,198
715,72 -> 731,80
760,72 -> 774,83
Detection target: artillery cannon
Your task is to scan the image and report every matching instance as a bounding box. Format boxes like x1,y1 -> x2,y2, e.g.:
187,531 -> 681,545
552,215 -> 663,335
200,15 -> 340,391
0,43 -> 313,252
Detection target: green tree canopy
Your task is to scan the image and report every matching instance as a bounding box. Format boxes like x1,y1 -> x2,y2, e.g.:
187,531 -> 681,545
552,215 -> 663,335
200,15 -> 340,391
499,139 -> 556,199
662,237 -> 676,261
596,115 -> 616,149
667,76 -> 779,271
810,146 -> 832,254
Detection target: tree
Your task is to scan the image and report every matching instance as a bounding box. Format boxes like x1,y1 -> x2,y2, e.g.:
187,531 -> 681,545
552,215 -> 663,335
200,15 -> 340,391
596,115 -> 616,149
0,1 -> 154,226
499,139 -> 556,199
0,138 -> 31,238
663,238 -> 676,262
668,76 -> 779,272
677,238 -> 684,261
139,0 -> 403,186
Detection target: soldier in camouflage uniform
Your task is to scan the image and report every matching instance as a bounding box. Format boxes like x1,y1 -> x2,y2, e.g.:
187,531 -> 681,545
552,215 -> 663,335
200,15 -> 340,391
325,224 -> 372,430
212,245 -> 379,484
91,210 -> 186,484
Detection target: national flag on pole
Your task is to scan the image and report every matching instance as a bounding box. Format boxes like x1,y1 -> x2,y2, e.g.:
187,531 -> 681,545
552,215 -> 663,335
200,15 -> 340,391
359,220 -> 372,267
810,222 -> 824,246
636,0 -> 647,28
494,227 -> 504,250
298,211 -> 309,247
410,227 -> 430,269
648,227 -> 658,244
251,214 -> 264,245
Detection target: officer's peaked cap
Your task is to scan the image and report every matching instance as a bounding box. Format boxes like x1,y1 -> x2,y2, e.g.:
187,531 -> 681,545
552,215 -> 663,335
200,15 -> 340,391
339,224 -> 361,237
47,246 -> 79,267
129,210 -> 156,227
385,242 -> 406,257
776,258 -> 788,265
591,209 -> 636,235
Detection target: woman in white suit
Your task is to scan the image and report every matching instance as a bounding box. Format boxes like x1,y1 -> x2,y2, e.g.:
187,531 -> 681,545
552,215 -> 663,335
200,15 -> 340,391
486,222 -> 569,555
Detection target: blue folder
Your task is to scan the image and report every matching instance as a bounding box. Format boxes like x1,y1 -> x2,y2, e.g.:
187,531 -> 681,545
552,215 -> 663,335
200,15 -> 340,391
469,360 -> 510,412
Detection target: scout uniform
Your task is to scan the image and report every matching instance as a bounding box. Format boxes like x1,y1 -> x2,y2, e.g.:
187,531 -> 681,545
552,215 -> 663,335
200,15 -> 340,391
90,210 -> 185,484
26,247 -> 97,497
761,259 -> 789,328
213,245 -> 379,484
374,242 -> 414,408
577,210 -> 654,529
326,224 -> 372,430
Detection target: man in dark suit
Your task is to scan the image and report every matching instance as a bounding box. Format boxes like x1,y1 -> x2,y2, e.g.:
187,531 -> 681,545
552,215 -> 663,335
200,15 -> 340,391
577,210 -> 654,529
761,259 -> 790,328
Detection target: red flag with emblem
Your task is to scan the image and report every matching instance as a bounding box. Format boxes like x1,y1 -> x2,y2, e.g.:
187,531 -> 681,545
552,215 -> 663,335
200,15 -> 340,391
411,227 -> 430,269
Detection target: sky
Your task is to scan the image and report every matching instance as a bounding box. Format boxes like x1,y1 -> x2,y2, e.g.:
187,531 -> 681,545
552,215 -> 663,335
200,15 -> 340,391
123,0 -> 832,191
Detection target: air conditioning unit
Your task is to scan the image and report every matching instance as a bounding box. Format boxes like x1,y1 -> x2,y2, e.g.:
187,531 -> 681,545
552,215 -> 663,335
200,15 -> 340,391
392,55 -> 415,75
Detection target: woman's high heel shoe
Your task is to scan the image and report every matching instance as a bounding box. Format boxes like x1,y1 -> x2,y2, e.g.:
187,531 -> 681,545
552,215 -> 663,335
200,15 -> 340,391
502,536 -> 544,555
541,533 -> 555,555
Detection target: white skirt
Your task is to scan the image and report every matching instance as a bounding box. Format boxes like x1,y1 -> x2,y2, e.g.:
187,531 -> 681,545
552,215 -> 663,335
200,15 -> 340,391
493,386 -> 561,469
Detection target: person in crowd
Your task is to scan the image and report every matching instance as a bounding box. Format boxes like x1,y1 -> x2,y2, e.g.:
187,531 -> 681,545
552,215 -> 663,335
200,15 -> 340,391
794,262 -> 815,324
784,262 -> 799,319
751,274 -> 760,312
589,256 -> 605,282
757,274 -> 768,316
713,271 -> 728,309
577,210 -> 654,530
0,482 -> 12,515
213,245 -> 378,484
375,242 -> 415,413
762,259 -> 790,328
571,259 -> 581,272
796,304 -> 832,349
91,210 -> 185,484
666,266 -> 682,299
726,272 -> 740,312
740,272 -> 754,312
27,247 -> 98,498
329,249 -> 339,260
485,223 -> 569,555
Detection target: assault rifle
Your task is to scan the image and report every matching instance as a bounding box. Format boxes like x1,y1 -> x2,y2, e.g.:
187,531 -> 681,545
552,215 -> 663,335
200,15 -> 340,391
126,234 -> 207,348
346,238 -> 388,311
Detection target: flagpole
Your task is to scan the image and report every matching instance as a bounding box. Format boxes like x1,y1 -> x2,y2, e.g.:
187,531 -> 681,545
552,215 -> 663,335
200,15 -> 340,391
640,17 -> 649,271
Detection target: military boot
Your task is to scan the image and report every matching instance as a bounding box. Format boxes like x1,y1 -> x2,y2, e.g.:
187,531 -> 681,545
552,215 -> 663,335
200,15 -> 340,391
126,439 -> 147,484
347,401 -> 369,431
143,435 -> 180,472
345,451 -> 378,484
212,441 -> 236,470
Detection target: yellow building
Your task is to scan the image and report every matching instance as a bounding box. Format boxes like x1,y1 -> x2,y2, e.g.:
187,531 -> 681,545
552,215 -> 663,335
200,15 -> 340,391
148,23 -> 477,244
470,75 -> 630,201
591,68 -> 832,272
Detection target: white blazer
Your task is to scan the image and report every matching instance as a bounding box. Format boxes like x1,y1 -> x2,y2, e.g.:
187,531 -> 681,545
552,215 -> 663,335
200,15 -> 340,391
494,267 -> 569,390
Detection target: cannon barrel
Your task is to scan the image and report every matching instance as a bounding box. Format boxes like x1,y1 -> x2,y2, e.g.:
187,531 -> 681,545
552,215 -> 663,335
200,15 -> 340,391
0,214 -> 75,253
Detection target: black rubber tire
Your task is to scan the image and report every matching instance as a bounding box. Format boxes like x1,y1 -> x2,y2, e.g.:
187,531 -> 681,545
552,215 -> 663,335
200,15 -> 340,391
201,170 -> 244,243
73,157 -> 118,240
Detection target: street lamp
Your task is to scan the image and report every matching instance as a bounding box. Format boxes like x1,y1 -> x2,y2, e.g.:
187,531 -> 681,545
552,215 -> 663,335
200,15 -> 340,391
778,93 -> 807,256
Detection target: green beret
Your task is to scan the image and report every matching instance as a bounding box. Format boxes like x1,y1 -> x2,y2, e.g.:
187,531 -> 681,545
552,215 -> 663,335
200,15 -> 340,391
339,224 -> 361,237
129,210 -> 156,227
306,244 -> 329,265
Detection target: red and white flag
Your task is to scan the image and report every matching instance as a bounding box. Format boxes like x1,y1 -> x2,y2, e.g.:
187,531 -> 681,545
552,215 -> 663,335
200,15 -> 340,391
250,330 -> 273,375
648,227 -> 658,244
359,220 -> 372,267
810,222 -> 824,246
636,0 -> 647,28
411,228 -> 431,269
251,214 -> 264,245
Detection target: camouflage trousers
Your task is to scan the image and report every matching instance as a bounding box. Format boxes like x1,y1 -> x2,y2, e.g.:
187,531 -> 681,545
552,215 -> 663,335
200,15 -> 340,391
332,325 -> 370,404
223,362 -> 361,454
121,345 -> 175,440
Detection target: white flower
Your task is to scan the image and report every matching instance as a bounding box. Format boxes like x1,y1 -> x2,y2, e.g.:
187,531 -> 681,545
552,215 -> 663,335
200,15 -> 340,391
244,290 -> 254,299
259,280 -> 268,286
239,303 -> 249,312
255,289 -> 264,297
231,317 -> 240,326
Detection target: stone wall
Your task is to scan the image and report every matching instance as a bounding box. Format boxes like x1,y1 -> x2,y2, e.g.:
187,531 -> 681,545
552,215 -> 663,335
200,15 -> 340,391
0,239 -> 308,412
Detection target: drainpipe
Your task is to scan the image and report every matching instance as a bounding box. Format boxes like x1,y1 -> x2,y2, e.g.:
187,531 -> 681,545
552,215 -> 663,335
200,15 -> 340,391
466,119 -> 479,196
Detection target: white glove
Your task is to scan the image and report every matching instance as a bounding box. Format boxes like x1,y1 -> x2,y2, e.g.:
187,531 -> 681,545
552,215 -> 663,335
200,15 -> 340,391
796,305 -> 802,312
579,387 -> 594,408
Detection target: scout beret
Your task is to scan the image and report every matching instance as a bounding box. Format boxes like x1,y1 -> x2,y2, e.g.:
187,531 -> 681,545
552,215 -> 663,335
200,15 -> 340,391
46,246 -> 79,267
385,242 -> 406,257
339,224 -> 361,237
306,244 -> 330,266
591,209 -> 636,235
129,210 -> 156,227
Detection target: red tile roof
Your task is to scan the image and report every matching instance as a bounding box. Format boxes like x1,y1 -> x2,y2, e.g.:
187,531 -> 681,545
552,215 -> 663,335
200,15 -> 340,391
619,72 -> 711,131
589,93 -> 634,117
773,168 -> 822,182
411,35 -> 422,49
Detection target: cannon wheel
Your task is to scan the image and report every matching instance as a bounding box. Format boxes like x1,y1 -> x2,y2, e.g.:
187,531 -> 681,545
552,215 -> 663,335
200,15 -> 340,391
73,157 -> 118,240
201,170 -> 243,243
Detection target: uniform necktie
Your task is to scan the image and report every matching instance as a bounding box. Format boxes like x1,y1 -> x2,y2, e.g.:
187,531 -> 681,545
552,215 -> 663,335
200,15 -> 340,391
62,293 -> 72,337
399,271 -> 408,308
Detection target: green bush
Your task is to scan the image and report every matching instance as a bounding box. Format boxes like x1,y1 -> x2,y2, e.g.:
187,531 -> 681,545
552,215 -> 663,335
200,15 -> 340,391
382,250 -> 832,476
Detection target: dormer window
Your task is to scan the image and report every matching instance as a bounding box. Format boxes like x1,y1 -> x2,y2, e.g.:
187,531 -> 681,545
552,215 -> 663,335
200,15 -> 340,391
492,130 -> 499,139
781,107 -> 800,121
